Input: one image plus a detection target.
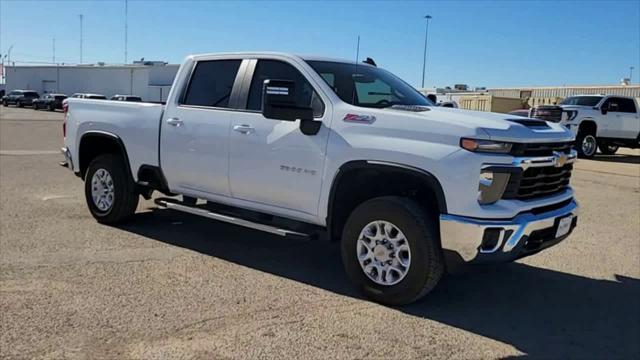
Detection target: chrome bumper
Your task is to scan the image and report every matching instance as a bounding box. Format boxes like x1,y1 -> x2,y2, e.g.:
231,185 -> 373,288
60,147 -> 73,170
440,199 -> 578,264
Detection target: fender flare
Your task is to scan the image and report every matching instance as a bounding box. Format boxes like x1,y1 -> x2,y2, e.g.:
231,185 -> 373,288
78,131 -> 133,180
326,160 -> 448,238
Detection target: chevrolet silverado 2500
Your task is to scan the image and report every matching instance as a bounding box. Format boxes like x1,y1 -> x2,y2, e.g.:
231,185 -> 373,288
61,52 -> 579,305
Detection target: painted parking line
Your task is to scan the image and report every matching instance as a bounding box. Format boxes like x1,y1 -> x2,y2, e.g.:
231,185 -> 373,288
0,150 -> 59,156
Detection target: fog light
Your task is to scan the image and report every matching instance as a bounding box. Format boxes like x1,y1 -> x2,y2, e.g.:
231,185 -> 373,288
478,170 -> 510,204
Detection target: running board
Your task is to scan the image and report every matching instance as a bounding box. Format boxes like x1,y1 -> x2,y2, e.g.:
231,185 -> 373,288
154,198 -> 310,240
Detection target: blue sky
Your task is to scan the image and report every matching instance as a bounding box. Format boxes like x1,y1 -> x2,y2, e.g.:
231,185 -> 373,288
1,0 -> 639,88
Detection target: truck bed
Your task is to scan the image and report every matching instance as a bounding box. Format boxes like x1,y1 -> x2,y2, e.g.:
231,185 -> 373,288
66,99 -> 165,180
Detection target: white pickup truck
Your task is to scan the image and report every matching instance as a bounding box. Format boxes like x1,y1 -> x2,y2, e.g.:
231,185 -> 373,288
530,95 -> 640,158
61,52 -> 579,305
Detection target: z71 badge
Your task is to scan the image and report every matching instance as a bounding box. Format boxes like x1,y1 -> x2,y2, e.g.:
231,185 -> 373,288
343,113 -> 376,124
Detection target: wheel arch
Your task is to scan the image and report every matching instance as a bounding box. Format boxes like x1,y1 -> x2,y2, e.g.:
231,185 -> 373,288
326,160 -> 447,242
578,119 -> 597,135
78,131 -> 133,181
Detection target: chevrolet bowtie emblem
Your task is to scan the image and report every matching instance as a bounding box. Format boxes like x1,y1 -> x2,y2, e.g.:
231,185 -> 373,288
554,151 -> 568,167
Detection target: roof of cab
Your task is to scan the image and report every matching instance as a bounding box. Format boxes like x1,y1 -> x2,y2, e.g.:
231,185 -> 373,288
187,51 -> 363,66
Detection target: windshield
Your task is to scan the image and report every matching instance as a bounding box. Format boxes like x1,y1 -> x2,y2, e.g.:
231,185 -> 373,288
306,60 -> 434,108
560,96 -> 603,106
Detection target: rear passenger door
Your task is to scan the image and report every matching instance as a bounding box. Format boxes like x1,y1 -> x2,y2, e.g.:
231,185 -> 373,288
616,98 -> 640,139
160,59 -> 244,197
601,97 -> 639,139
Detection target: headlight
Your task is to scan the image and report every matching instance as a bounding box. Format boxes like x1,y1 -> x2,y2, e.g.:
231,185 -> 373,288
461,138 -> 513,153
478,168 -> 511,205
565,110 -> 578,122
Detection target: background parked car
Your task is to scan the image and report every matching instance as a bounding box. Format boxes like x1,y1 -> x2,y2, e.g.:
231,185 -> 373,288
33,94 -> 68,111
70,93 -> 107,100
111,94 -> 142,102
2,90 -> 40,107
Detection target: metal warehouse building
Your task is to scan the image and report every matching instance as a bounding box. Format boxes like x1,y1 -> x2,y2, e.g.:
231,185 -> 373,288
486,85 -> 640,99
4,62 -> 179,102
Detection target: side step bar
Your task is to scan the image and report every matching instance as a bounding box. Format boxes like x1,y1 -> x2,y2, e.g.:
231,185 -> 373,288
154,198 -> 310,240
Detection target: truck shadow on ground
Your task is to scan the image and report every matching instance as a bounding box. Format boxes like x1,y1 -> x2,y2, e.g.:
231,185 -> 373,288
590,153 -> 640,164
119,207 -> 640,359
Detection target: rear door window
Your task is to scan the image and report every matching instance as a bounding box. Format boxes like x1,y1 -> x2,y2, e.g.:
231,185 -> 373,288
182,60 -> 242,108
617,98 -> 637,113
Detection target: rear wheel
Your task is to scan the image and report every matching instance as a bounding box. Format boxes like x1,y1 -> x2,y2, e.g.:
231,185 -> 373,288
84,154 -> 139,224
17,101 -> 24,108
49,103 -> 55,111
598,143 -> 618,155
341,196 -> 444,305
576,132 -> 597,158
33,103 -> 39,110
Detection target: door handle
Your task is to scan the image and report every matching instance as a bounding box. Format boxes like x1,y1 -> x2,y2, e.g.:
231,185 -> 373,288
166,117 -> 183,127
233,124 -> 255,134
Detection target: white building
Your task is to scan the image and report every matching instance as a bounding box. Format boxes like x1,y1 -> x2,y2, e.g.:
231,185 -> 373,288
4,62 -> 179,102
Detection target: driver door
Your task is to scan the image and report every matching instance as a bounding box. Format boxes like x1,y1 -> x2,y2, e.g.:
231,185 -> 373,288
228,58 -> 330,216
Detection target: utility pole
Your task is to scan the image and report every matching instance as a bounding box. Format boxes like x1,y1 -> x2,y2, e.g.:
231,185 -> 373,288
79,14 -> 84,64
124,0 -> 128,64
421,15 -> 432,89
630,66 -> 634,83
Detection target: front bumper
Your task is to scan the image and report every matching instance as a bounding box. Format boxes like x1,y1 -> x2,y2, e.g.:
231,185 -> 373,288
440,199 -> 578,264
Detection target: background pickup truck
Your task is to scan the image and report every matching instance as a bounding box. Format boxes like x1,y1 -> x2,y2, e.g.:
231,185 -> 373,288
62,52 -> 579,305
530,94 -> 640,158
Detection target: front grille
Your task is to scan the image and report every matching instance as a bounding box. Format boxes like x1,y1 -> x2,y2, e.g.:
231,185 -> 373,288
510,141 -> 573,157
503,163 -> 573,200
530,105 -> 563,122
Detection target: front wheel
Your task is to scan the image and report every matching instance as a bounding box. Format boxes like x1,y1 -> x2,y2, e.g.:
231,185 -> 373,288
17,101 -> 24,108
341,196 -> 444,305
576,132 -> 597,158
598,143 -> 618,155
84,154 -> 139,224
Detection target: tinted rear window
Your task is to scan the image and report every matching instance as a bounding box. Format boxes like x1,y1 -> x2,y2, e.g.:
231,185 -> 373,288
182,60 -> 241,108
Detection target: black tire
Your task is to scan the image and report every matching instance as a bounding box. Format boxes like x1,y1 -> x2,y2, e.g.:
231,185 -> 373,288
2,101 -> 7,107
33,103 -> 39,110
341,196 -> 444,305
598,143 -> 618,155
49,103 -> 55,111
17,101 -> 24,108
576,132 -> 597,159
84,154 -> 139,224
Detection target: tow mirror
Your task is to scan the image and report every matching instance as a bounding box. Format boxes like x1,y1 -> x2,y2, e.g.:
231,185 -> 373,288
262,79 -> 321,136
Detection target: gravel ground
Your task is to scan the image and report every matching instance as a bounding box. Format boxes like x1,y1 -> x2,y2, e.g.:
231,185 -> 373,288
1,106 -> 639,359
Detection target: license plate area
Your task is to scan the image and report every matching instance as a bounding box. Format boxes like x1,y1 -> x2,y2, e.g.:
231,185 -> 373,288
555,215 -> 573,238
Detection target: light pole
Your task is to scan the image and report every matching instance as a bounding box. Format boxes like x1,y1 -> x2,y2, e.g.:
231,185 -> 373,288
630,66 -> 634,83
421,15 -> 432,89
124,0 -> 128,63
79,14 -> 84,64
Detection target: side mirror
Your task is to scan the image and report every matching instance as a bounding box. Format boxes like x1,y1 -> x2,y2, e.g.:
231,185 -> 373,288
600,106 -> 608,115
262,79 -> 321,136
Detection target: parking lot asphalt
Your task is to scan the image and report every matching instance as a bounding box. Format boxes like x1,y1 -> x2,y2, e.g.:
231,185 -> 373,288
1,106 -> 639,359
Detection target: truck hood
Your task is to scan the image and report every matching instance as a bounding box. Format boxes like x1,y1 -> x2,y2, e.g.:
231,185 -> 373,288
386,106 -> 575,143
